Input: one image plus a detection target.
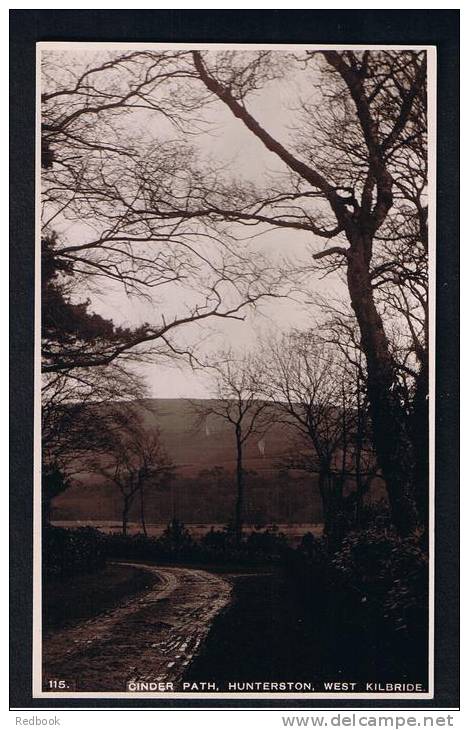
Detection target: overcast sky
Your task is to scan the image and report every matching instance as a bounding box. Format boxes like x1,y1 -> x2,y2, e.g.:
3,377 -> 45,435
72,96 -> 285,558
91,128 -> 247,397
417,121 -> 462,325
42,48 -> 345,398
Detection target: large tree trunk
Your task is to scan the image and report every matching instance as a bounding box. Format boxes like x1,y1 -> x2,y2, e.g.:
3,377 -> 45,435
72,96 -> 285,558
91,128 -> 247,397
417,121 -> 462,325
122,496 -> 131,536
192,50 -> 425,536
354,372 -> 365,527
318,465 -> 334,538
346,237 -> 418,535
234,428 -> 244,544
410,357 -> 429,528
139,485 -> 148,537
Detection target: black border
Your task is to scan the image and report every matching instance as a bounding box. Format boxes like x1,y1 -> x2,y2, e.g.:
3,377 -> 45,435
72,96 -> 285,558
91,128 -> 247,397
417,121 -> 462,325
10,9 -> 459,710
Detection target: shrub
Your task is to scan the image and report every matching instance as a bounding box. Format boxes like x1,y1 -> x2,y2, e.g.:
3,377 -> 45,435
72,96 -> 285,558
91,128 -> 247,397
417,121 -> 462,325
104,532 -> 158,561
200,526 -> 237,558
283,533 -> 330,603
283,525 -> 428,680
43,525 -> 106,580
245,527 -> 288,558
359,498 -> 393,530
102,522 -> 289,566
331,527 -> 428,637
159,518 -> 195,554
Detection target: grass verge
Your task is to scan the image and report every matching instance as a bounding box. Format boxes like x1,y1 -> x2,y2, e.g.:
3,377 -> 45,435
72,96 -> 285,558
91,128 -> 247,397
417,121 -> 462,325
43,562 -> 159,631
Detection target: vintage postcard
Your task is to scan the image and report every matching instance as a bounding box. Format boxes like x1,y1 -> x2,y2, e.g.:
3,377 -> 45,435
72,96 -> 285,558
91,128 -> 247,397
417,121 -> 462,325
34,40 -> 436,701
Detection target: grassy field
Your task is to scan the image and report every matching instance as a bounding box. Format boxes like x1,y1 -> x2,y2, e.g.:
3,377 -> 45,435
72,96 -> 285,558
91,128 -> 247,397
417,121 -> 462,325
43,562 -> 159,631
50,398 -> 328,525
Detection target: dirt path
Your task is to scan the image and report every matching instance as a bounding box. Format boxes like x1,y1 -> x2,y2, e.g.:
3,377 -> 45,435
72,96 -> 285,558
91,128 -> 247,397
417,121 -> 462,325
42,563 -> 232,692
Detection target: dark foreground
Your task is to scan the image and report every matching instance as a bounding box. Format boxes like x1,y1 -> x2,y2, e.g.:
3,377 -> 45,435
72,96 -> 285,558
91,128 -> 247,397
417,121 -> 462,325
42,560 -> 428,693
42,563 -> 231,692
186,571 -> 322,685
44,563 -> 159,630
186,569 -> 428,689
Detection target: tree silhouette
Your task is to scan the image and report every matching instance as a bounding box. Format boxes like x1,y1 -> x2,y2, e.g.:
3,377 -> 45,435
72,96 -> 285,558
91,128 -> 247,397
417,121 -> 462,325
90,405 -> 173,535
192,50 -> 427,534
190,353 -> 272,543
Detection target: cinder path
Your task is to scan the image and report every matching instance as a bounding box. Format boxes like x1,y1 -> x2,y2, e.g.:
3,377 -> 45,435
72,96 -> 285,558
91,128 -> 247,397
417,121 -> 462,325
42,563 -> 232,692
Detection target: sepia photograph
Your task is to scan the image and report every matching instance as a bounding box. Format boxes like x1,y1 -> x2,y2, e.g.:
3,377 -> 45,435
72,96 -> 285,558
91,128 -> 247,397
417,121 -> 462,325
34,40 -> 434,700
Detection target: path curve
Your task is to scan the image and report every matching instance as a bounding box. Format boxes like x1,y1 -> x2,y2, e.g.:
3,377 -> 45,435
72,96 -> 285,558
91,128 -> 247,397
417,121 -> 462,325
43,563 -> 232,692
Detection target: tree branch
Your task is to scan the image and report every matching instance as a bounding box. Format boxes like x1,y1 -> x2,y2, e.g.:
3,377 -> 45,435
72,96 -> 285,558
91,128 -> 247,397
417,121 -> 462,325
313,246 -> 349,261
192,51 -> 350,228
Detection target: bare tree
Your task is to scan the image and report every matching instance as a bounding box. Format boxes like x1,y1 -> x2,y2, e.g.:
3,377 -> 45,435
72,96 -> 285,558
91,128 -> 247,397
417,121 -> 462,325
41,50 -> 204,168
40,50 -> 289,527
316,284 -> 427,526
41,49 -> 429,534
41,359 -> 146,523
192,49 -> 427,534
91,405 -> 173,535
257,333 -> 378,537
41,51 -> 287,376
190,352 -> 272,543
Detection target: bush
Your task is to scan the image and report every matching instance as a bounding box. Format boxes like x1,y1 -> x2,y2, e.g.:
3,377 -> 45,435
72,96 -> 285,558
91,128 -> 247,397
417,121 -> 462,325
245,526 -> 288,558
283,533 -> 330,604
359,498 -> 393,530
43,525 -> 106,580
200,526 -> 237,559
283,525 -> 428,681
331,527 -> 428,637
103,522 -> 289,566
160,518 -> 195,554
104,531 -> 162,562
103,520 -> 201,564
